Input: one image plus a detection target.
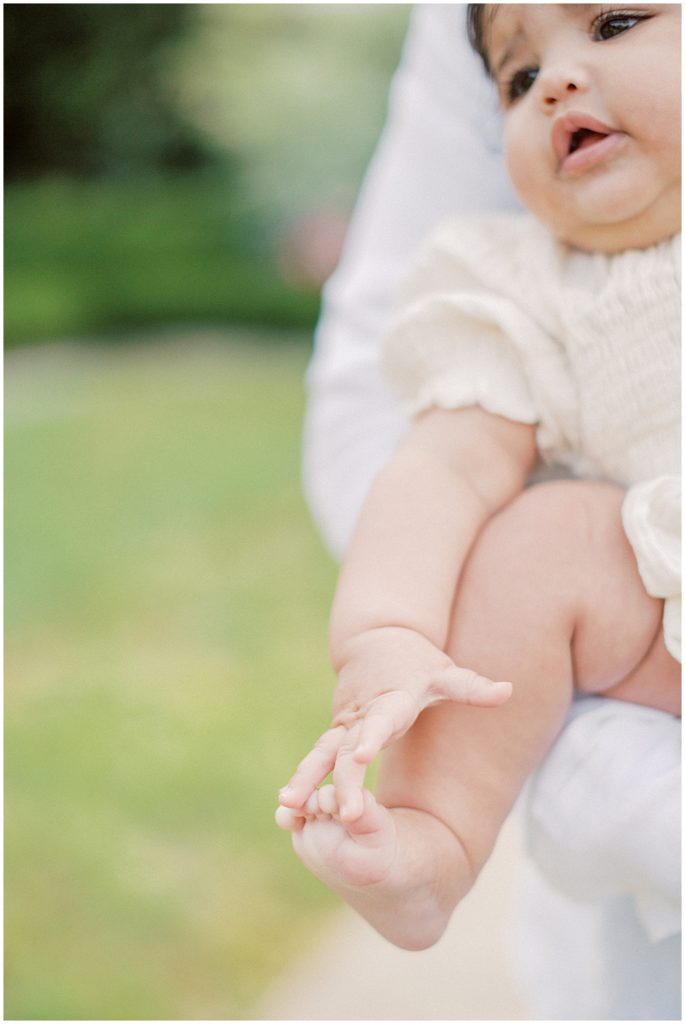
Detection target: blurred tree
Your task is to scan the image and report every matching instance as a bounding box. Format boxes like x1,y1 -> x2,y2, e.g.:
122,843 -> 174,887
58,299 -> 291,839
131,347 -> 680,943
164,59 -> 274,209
4,3 -> 223,179
174,5 -> 411,219
4,4 -> 409,345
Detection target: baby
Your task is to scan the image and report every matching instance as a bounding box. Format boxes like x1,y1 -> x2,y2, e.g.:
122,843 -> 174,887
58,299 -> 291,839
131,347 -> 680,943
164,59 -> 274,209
277,3 -> 681,950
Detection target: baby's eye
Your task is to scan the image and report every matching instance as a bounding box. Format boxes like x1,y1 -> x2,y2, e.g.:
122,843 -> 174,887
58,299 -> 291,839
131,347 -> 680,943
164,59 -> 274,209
593,11 -> 645,41
505,66 -> 538,103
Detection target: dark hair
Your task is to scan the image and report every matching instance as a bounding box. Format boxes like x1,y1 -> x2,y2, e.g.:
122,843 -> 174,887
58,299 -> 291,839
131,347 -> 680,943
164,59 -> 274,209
466,4 -> 492,75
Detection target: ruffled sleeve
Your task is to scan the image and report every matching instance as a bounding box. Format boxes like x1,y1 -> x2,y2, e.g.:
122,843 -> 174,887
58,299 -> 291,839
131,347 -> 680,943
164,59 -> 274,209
622,476 -> 681,662
380,214 -> 580,464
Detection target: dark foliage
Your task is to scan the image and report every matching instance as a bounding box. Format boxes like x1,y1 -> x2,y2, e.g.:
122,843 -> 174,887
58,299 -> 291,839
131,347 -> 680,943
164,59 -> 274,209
4,3 -> 221,179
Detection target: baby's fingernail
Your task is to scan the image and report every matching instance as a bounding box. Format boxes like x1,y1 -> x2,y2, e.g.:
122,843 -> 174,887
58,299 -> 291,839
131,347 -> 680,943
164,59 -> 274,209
279,786 -> 294,798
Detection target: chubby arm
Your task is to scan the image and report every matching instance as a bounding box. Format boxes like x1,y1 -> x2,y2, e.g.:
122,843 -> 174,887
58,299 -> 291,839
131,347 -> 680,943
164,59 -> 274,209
280,406 -> 537,817
331,406 -> 538,657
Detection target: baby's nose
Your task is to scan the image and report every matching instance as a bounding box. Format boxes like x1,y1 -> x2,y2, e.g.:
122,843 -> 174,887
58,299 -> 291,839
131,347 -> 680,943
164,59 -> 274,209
539,66 -> 589,109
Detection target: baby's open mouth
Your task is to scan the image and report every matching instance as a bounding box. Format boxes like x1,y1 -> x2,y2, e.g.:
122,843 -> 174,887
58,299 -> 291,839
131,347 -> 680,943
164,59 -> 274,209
568,128 -> 608,155
552,113 -> 626,173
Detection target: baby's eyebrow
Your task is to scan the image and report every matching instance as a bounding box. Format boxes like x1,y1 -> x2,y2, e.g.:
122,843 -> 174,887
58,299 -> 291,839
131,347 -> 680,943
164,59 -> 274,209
561,3 -> 595,13
493,29 -> 526,76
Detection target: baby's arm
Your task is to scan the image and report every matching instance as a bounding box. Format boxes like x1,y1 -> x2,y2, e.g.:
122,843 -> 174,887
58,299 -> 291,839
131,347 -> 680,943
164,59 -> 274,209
280,406 -> 537,816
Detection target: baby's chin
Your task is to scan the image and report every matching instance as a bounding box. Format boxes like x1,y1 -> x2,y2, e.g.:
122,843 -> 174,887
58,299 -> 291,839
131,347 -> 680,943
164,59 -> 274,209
518,171 -> 681,254
543,202 -> 681,255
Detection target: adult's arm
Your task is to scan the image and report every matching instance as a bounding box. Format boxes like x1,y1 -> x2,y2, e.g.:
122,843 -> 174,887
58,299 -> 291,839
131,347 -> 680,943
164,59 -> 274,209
302,4 -> 518,558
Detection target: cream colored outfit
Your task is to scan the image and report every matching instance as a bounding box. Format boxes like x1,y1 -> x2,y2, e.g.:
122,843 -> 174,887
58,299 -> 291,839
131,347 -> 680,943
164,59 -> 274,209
382,213 -> 681,659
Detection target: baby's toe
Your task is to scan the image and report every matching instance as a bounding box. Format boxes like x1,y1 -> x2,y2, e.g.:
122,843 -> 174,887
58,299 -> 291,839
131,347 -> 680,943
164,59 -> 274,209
345,789 -> 393,838
317,784 -> 339,816
304,790 -> 321,816
275,805 -> 304,832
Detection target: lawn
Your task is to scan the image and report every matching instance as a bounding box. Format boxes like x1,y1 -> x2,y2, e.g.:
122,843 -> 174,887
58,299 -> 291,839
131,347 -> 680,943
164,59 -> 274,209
5,332 -> 340,1019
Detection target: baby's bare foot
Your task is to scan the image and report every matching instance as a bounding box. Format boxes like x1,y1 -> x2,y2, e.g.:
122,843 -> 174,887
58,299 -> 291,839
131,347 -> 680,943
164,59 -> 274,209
277,787 -> 474,949
276,785 -> 397,889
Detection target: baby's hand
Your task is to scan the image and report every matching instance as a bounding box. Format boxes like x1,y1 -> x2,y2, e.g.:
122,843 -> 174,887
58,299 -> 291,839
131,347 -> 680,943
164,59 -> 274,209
279,627 -> 512,821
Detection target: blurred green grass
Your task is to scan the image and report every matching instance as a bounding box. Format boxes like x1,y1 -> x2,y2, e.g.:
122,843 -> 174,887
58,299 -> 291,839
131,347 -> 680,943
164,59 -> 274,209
5,333 -> 340,1019
4,175 -> 320,348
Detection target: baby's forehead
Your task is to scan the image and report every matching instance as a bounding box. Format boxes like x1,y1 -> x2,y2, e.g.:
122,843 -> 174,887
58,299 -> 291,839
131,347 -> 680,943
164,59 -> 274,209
484,4 -> 529,56
483,5 -> 529,70
484,4 -> 593,61
487,4 -> 593,36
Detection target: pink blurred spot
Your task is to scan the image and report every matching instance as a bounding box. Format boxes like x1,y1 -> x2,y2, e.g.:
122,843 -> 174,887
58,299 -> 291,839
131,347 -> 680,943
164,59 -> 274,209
277,208 -> 349,291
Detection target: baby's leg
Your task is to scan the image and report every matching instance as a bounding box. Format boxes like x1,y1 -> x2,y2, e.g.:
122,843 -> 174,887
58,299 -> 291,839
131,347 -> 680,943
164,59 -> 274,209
594,619 -> 679,714
376,480 -> 677,939
282,481 -> 677,949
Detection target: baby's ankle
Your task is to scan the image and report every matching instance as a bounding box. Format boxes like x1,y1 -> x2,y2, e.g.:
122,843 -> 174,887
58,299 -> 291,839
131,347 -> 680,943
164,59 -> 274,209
344,805 -> 474,950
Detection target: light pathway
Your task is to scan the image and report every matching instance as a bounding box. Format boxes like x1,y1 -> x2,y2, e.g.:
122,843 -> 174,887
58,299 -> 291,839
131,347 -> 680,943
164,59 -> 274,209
258,812 -> 532,1021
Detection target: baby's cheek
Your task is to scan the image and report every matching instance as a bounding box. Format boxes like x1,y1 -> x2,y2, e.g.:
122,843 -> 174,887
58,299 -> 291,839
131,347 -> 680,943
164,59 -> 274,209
651,114 -> 681,175
505,145 -> 529,203
505,141 -> 547,222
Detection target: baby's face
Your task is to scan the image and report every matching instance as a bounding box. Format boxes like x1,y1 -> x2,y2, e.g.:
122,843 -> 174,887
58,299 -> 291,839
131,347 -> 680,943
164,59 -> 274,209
484,4 -> 681,252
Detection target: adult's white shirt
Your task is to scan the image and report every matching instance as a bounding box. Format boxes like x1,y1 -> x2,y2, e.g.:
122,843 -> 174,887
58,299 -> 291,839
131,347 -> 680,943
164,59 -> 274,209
302,6 -> 681,1019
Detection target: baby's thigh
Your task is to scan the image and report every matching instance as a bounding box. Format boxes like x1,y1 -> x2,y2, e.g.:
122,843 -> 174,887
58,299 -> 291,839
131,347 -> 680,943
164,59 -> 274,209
464,478 -> 664,693
603,628 -> 680,715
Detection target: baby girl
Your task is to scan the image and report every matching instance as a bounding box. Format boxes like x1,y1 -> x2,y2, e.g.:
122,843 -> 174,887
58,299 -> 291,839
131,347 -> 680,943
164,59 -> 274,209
277,3 -> 681,950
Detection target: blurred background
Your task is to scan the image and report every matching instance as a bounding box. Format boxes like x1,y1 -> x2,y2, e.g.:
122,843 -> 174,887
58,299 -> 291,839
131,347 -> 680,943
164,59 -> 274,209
4,4 -> 412,1019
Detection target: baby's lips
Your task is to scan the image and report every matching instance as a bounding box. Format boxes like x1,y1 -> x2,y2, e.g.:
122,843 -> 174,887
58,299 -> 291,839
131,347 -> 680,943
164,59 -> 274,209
550,110 -> 616,168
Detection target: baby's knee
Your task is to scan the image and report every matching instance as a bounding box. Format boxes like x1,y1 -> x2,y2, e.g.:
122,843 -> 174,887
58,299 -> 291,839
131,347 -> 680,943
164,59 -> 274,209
507,480 -> 662,690
460,480 -> 661,682
473,479 -> 626,587
502,479 -> 625,554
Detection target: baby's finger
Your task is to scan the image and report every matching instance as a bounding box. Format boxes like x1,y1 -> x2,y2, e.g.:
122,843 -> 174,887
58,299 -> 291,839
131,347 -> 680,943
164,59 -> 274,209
438,666 -> 513,708
352,711 -> 393,764
333,725 -> 367,822
353,691 -> 419,763
279,725 -> 347,807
